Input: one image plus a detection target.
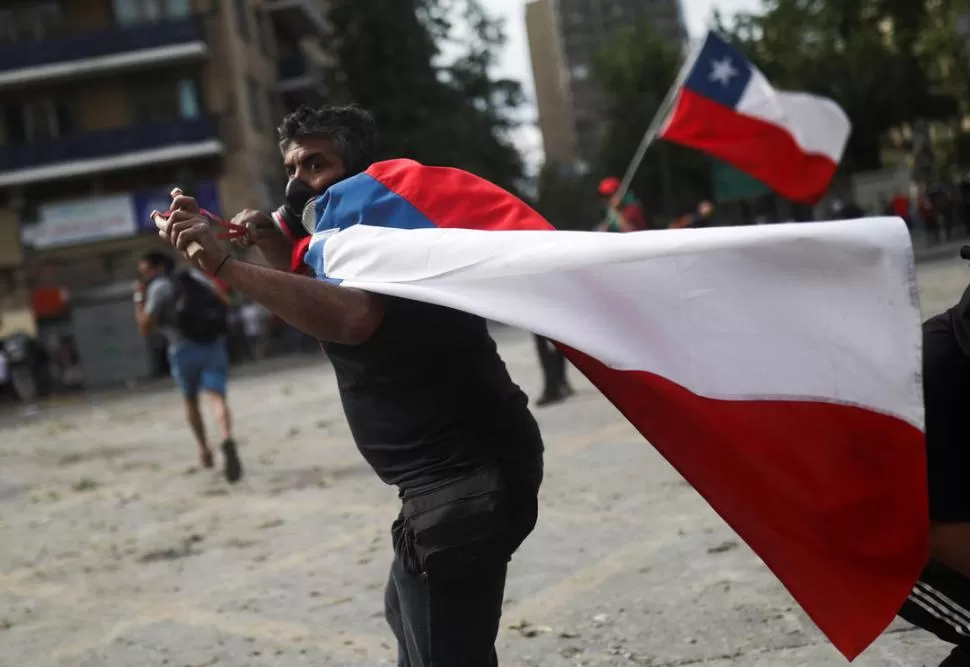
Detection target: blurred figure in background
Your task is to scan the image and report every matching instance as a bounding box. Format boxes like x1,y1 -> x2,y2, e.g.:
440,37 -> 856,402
533,336 -> 572,407
240,300 -> 271,361
670,200 -> 716,229
135,252 -> 242,483
596,177 -> 647,232
920,190 -> 940,243
891,188 -> 912,228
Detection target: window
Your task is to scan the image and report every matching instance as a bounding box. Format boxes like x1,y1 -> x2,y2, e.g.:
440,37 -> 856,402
246,77 -> 266,131
113,0 -> 190,26
2,100 -> 74,145
177,79 -> 201,119
265,90 -> 282,128
233,0 -> 250,41
129,78 -> 201,123
252,9 -> 264,53
258,10 -> 275,57
0,2 -> 64,43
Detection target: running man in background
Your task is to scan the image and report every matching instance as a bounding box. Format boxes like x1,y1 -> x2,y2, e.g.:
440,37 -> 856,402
134,252 -> 243,483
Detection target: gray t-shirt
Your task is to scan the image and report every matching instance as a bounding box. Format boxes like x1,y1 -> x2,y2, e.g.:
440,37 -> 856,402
144,275 -> 182,347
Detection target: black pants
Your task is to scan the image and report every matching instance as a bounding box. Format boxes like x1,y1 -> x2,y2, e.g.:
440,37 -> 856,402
385,556 -> 507,666
386,461 -> 541,666
943,647 -> 970,666
900,560 -> 970,662
922,323 -> 970,522
534,335 -> 568,396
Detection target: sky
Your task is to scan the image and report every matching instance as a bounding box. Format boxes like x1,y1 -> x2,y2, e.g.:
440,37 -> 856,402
480,0 -> 764,169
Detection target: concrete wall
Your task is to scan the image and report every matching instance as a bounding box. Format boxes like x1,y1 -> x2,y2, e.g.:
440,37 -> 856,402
0,209 -> 23,267
207,0 -> 285,214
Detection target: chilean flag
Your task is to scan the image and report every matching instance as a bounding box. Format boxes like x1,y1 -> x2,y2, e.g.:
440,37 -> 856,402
659,32 -> 851,204
294,159 -> 926,660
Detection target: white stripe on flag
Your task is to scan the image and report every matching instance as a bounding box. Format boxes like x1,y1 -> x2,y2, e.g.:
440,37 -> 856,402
323,218 -> 922,428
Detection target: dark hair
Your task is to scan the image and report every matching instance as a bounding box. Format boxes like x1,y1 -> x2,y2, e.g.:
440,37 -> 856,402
277,104 -> 379,176
141,251 -> 174,272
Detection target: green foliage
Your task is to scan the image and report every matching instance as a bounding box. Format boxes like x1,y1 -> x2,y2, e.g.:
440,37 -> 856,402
592,23 -> 712,218
324,0 -> 524,191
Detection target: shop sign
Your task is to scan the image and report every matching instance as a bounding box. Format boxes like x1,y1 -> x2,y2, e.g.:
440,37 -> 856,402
23,195 -> 137,249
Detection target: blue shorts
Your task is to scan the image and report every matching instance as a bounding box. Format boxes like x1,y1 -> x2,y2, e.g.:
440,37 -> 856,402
168,339 -> 229,397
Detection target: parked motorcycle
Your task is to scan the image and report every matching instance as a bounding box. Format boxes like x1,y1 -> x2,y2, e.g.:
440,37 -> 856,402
2,333 -> 52,403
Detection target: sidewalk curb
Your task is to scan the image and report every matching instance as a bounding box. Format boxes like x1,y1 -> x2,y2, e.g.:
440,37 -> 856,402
914,241 -> 967,264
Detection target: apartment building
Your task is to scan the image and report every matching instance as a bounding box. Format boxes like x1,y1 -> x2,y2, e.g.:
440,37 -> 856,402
526,0 -> 686,169
0,0 -> 331,344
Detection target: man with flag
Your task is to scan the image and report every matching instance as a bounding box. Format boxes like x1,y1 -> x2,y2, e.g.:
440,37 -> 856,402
596,176 -> 647,232
160,94 -> 930,664
160,104 -> 544,667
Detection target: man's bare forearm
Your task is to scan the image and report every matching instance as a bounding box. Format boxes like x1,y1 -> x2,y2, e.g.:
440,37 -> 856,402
217,258 -> 383,345
255,242 -> 294,272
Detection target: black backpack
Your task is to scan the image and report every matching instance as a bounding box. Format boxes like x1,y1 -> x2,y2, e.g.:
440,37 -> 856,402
173,270 -> 228,343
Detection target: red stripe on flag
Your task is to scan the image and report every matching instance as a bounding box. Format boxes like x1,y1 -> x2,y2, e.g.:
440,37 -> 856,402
560,344 -> 928,660
661,89 -> 839,205
366,160 -> 554,231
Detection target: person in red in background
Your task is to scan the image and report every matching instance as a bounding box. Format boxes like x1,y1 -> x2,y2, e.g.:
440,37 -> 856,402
920,190 -> 941,243
891,189 -> 911,227
596,177 -> 647,232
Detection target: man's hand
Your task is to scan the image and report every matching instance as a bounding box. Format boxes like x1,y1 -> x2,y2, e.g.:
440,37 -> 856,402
170,193 -> 200,215
162,210 -> 228,273
133,279 -> 146,305
230,209 -> 295,271
230,209 -> 282,248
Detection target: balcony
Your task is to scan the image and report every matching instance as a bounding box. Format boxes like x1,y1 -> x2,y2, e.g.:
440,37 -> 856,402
276,57 -> 327,110
265,0 -> 330,40
0,17 -> 208,90
0,117 -> 224,188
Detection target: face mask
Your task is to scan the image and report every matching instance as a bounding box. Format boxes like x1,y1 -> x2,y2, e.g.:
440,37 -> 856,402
273,178 -> 319,241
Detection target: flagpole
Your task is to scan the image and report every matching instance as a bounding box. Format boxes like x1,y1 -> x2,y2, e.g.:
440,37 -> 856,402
613,35 -> 707,204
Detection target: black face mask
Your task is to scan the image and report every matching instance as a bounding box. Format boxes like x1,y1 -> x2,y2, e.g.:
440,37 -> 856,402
273,178 -> 319,241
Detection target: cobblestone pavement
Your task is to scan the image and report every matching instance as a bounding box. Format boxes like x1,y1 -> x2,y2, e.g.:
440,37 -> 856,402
0,256 -> 967,667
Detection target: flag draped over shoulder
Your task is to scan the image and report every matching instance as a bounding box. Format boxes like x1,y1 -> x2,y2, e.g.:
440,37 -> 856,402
294,159 -> 927,660
659,32 -> 851,204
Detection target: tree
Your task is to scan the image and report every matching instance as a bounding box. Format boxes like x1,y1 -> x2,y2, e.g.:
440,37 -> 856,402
592,23 -> 712,220
717,0 -> 960,174
324,0 -> 525,192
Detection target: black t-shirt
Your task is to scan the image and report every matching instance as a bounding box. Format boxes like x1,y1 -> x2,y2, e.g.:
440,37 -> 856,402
322,297 -> 543,492
925,282 -> 970,356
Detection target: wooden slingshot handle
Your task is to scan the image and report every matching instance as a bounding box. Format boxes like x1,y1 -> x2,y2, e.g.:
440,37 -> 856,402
153,187 -> 202,259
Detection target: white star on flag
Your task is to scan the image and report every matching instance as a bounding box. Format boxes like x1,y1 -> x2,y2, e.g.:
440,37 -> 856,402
709,57 -> 738,86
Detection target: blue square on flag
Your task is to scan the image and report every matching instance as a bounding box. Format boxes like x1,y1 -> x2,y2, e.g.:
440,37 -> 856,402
683,33 -> 752,109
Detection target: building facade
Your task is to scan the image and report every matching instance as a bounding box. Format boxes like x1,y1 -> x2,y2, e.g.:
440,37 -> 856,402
526,0 -> 686,169
0,0 -> 330,345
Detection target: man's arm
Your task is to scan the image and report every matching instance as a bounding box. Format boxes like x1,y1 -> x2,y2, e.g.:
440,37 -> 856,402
217,259 -> 384,345
164,209 -> 385,345
229,209 -> 294,271
135,302 -> 153,336
134,280 -> 168,336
